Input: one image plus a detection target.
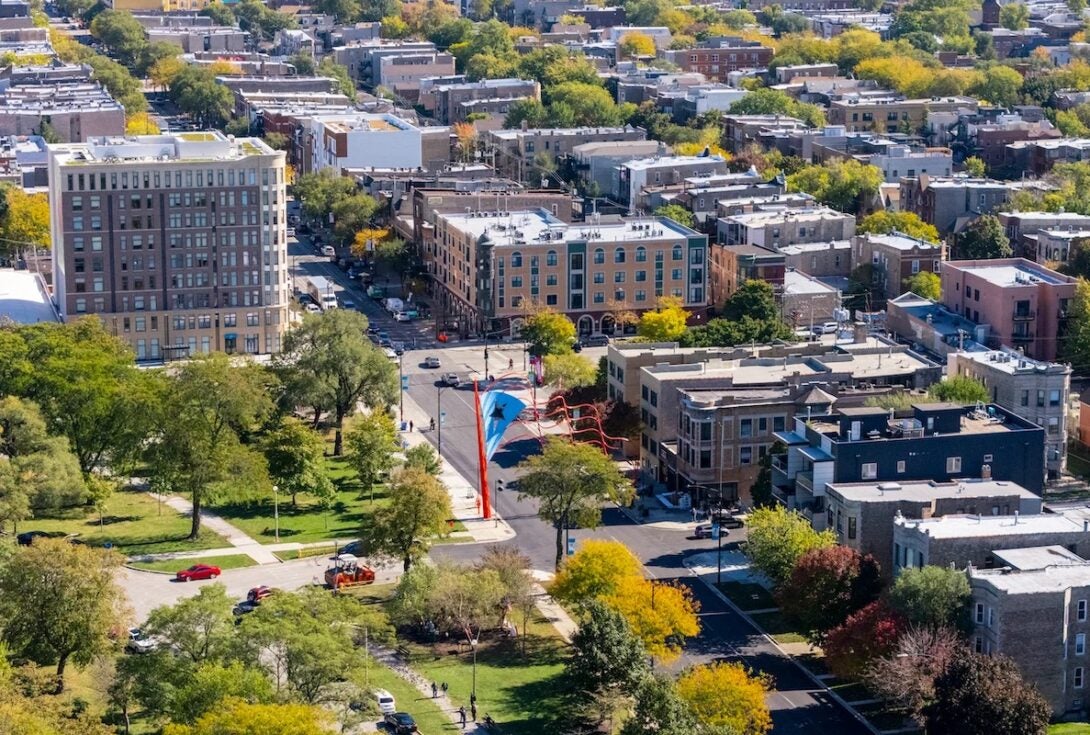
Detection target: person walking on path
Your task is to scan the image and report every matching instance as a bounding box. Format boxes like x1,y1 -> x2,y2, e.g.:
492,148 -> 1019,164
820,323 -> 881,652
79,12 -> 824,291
459,706 -> 467,729
471,702 -> 477,722
441,682 -> 449,695
431,682 -> 438,698
410,420 -> 415,432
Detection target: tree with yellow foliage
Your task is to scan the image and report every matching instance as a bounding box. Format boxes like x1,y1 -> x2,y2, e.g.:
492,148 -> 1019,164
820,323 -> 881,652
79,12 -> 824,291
453,122 -> 477,163
125,112 -> 160,135
149,55 -> 185,92
604,576 -> 700,663
351,227 -> 391,257
1,188 -> 49,255
676,662 -> 773,735
618,31 -> 656,58
636,296 -> 689,342
162,699 -> 335,735
207,59 -> 244,76
549,539 -> 643,606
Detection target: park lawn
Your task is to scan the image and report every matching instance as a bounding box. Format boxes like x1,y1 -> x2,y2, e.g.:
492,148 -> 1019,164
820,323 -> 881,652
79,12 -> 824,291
399,614 -> 569,732
748,611 -> 808,645
362,654 -> 459,733
213,456 -> 387,545
129,553 -> 257,573
18,490 -> 228,556
1051,725 -> 1090,734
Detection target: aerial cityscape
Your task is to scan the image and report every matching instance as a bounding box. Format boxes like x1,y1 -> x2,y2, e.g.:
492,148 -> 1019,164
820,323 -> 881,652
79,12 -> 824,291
4,0 -> 1090,732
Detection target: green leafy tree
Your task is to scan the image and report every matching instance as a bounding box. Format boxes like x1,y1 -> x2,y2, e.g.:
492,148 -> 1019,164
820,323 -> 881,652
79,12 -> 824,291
621,675 -> 698,735
521,309 -> 577,356
729,88 -> 826,127
999,3 -> 1029,30
963,156 -> 987,177
85,54 -> 148,112
968,64 -> 1024,108
317,58 -> 356,99
170,661 -> 274,724
568,600 -> 650,717
544,352 -> 598,388
503,98 -> 549,129
145,584 -> 237,664
653,203 -> 696,229
0,539 -> 128,689
636,296 -> 689,342
748,443 -> 780,508
262,417 -> 334,508
365,466 -> 453,570
281,309 -> 398,455
169,66 -> 234,128
956,214 -> 1011,259
517,438 -> 634,568
314,0 -> 360,22
136,41 -> 183,77
428,562 -> 507,643
200,1 -> 236,24
89,10 -> 147,66
924,653 -> 1049,735
928,375 -> 989,404
403,442 -> 441,476
292,169 -> 359,228
887,565 -> 972,632
344,410 -> 400,499
905,271 -> 942,300
744,506 -> 836,587
545,82 -> 631,127
148,354 -> 274,538
374,237 -> 412,273
858,210 -> 940,242
517,46 -> 600,87
234,0 -> 296,40
778,546 -> 883,644
163,700 -> 336,735
289,53 -> 316,75
1063,278 -> 1090,369
722,280 -> 781,322
787,159 -> 883,214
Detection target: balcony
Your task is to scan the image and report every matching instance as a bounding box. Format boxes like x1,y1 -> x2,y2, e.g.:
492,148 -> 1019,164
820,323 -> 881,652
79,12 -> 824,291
771,455 -> 788,473
771,485 -> 795,508
796,471 -> 814,495
1012,311 -> 1035,322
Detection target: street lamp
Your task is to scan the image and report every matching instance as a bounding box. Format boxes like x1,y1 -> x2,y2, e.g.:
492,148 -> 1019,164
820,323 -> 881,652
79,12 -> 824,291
436,384 -> 448,456
273,485 -> 280,543
470,637 -> 478,704
398,353 -> 404,424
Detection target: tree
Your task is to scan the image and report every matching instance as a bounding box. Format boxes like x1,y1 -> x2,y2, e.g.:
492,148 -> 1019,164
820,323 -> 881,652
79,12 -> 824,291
344,410 -> 400,499
366,466 -> 452,571
1,188 -> 50,252
964,156 -> 987,177
568,599 -> 650,695
0,539 -> 127,688
636,296 -> 689,342
200,1 -> 236,25
1064,278 -> 1090,368
621,675 -> 698,735
865,626 -> 962,719
144,585 -> 236,664
149,354 -> 274,538
262,417 -> 334,508
744,506 -> 836,587
289,52 -> 316,75
235,0 -> 296,40
544,352 -> 598,388
604,576 -> 700,662
545,82 -> 631,127
388,562 -> 440,631
905,271 -> 941,300
956,214 -> 1011,259
824,600 -> 905,680
721,280 -> 779,322
517,438 -> 633,568
549,539 -> 644,606
778,546 -> 883,644
149,55 -> 185,91
136,40 -> 183,77
1000,3 -> 1029,30
676,662 -> 772,735
429,563 -> 506,644
281,309 -> 398,455
653,203 -> 695,229
126,111 -> 160,134
968,64 -> 1024,108
728,88 -> 826,127
169,66 -> 234,127
374,237 -> 412,274
787,159 -> 883,214
403,442 -> 441,476
521,309 -> 577,356
475,545 -> 534,628
0,396 -> 85,529
928,375 -> 989,404
317,58 -> 356,99
170,661 -> 275,724
924,653 -> 1049,735
887,565 -> 971,632
858,210 -> 940,243
89,10 -> 147,66
748,445 -> 779,509
331,194 -> 380,246
618,31 -> 656,58
162,700 -> 336,735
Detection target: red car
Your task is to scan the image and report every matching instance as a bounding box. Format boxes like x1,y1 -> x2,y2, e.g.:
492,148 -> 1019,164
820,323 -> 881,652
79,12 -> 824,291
176,564 -> 222,582
247,585 -> 275,602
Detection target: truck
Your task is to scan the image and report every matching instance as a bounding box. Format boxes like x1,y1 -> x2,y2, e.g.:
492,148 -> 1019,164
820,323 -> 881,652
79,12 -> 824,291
306,276 -> 338,311
367,285 -> 386,299
324,554 -> 376,591
384,297 -> 404,314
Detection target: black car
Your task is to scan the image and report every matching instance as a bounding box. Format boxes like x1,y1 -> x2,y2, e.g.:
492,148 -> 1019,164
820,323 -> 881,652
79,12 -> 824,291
384,712 -> 417,733
232,599 -> 260,617
16,530 -> 68,545
335,540 -> 364,557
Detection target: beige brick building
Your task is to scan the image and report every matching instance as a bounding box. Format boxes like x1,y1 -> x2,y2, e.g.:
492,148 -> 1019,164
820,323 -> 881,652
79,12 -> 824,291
47,133 -> 289,360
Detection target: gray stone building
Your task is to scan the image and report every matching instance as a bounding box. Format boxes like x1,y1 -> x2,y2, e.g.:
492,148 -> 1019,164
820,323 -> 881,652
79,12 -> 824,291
851,232 -> 944,306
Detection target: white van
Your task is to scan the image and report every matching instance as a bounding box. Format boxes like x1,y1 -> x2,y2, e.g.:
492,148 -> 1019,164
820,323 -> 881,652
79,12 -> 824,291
375,689 -> 396,714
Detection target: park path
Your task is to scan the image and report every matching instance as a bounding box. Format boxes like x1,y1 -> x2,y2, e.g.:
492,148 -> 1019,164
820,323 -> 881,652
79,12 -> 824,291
371,644 -> 490,733
147,493 -> 282,564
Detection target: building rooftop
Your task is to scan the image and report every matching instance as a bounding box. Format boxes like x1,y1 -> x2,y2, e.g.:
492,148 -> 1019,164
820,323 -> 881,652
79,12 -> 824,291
621,154 -> 728,171
490,126 -> 640,140
439,208 -> 698,247
952,347 -> 1070,376
863,232 -> 943,251
678,386 -> 793,407
49,132 -> 276,165
778,240 -> 851,255
784,269 -> 838,296
945,258 -> 1073,287
896,511 -> 1081,540
721,206 -> 851,226
970,561 -> 1090,594
829,478 -> 1039,504
0,268 -> 59,324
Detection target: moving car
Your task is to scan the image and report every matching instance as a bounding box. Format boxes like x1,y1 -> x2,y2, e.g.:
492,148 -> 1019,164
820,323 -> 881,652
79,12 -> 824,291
423,356 -> 441,368
321,245 -> 336,257
176,564 -> 222,582
383,712 -> 418,733
393,311 -> 411,322
442,372 -> 460,387
126,628 -> 156,654
582,333 -> 610,347
375,689 -> 396,715
340,298 -> 356,310
693,523 -> 719,540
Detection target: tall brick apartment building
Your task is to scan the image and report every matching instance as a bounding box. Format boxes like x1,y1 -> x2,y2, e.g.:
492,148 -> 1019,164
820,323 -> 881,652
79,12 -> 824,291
662,37 -> 774,82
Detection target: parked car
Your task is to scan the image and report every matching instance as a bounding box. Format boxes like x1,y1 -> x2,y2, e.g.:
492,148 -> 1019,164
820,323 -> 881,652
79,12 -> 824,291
374,689 -> 396,715
232,599 -> 260,617
709,510 -> 744,528
286,227 -> 295,238
383,348 -> 398,359
247,585 -> 276,602
377,331 -> 390,342
126,628 -> 157,654
321,245 -> 336,257
305,303 -> 321,314
442,372 -> 460,387
384,712 -> 418,733
16,530 -> 68,546
582,333 -> 610,347
393,311 -> 411,322
423,356 -> 441,368
814,322 -> 840,335
391,342 -> 405,356
340,298 -> 356,310
176,564 -> 222,582
336,540 -> 364,557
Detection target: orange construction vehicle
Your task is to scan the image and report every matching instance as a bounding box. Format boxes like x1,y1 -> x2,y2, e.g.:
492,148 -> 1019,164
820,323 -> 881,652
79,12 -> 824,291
324,554 -> 376,591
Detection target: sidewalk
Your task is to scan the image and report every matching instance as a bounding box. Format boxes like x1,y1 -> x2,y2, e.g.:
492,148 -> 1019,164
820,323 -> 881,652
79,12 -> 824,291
149,494 -> 281,565
528,570 -> 578,643
371,645 -> 490,733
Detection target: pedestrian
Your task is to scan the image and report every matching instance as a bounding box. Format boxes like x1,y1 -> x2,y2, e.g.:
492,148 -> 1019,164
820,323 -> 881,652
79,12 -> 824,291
459,706 -> 467,728
470,693 -> 477,708
409,420 -> 414,432
431,682 -> 438,698
441,682 -> 449,695
430,417 -> 436,431
471,702 -> 477,722
508,358 -> 513,369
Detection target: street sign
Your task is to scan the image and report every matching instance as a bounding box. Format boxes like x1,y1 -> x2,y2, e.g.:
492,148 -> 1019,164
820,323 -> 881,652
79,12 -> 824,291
711,524 -> 721,541
567,536 -> 576,556
401,375 -> 409,391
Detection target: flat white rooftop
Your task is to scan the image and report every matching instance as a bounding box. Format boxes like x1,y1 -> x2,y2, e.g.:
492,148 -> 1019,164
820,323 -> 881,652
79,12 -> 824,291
623,154 -> 728,171
971,562 -> 1090,594
439,209 -> 697,247
50,132 -> 275,165
0,268 -> 59,324
896,512 -> 1081,540
951,261 -> 1070,287
829,478 -> 1039,504
994,545 -> 1085,570
784,269 -> 838,295
864,232 -> 942,251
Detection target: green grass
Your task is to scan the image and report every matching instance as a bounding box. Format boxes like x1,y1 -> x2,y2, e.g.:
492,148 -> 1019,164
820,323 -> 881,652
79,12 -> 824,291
399,614 -> 568,732
274,544 -> 339,562
1050,725 -> 1090,734
362,654 -> 459,733
1066,450 -> 1090,480
748,611 -> 808,645
18,490 -> 228,556
128,553 -> 257,573
716,580 -> 777,611
213,456 -> 383,545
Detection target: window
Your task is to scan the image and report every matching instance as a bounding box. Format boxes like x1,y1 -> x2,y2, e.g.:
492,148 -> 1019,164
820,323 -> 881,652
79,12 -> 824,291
974,637 -> 983,653
672,245 -> 683,261
861,462 -> 877,480
773,416 -> 785,432
1077,634 -> 1086,656
593,272 -> 605,284
740,419 -> 752,437
847,516 -> 857,540
1021,390 -> 1029,407
946,456 -> 962,473
546,250 -> 557,266
546,294 -> 557,306
1079,600 -> 1087,622
1038,390 -> 1045,408
989,607 -> 995,626
614,247 -> 626,264
740,446 -> 753,465
636,246 -> 647,262
614,271 -> 625,283
1077,668 -> 1085,689
897,460 -> 906,473
594,248 -> 605,265
511,252 -> 523,267
975,603 -> 985,624
1051,389 -> 1062,406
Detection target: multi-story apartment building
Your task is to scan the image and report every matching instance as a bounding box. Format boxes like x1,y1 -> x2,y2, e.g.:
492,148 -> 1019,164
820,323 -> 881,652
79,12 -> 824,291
488,126 -> 647,183
571,140 -> 665,200
999,211 -> 1090,258
778,240 -> 852,278
941,258 -> 1076,362
827,96 -> 978,134
823,478 -> 1042,571
305,112 -> 450,174
430,209 -> 707,338
708,242 -> 785,305
377,52 -> 456,103
418,77 -> 541,124
948,348 -> 1071,478
1035,228 -> 1090,266
894,512 -> 1090,575
717,206 -> 856,248
47,133 -> 289,360
852,232 -> 944,305
616,154 -> 730,209
899,175 -> 1011,236
772,403 -> 1046,524
661,38 -> 775,82
0,63 -> 125,142
969,558 -> 1090,716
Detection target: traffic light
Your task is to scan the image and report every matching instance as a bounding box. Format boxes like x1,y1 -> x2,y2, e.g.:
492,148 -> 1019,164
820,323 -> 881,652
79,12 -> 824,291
497,479 -> 505,492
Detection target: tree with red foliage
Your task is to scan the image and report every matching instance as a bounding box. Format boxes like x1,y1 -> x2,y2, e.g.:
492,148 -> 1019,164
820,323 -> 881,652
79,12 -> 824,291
824,600 -> 905,680
778,546 -> 883,644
